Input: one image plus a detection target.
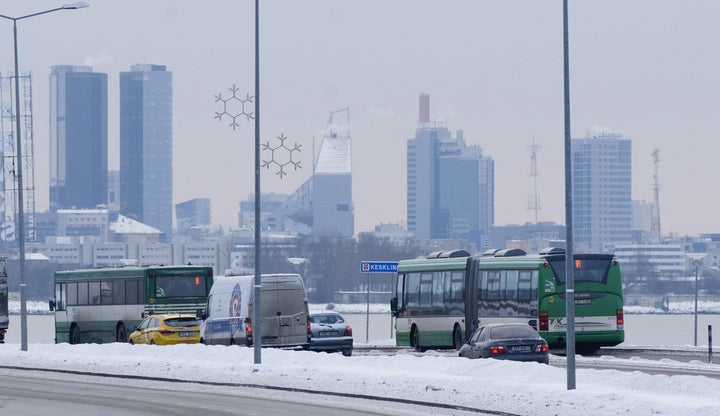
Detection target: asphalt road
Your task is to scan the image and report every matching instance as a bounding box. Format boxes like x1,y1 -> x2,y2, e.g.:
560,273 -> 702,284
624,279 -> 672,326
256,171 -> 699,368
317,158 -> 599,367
0,368 -> 488,416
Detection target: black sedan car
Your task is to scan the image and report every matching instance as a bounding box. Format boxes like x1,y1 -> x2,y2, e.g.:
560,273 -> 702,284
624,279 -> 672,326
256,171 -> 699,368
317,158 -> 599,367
308,312 -> 353,356
458,323 -> 549,364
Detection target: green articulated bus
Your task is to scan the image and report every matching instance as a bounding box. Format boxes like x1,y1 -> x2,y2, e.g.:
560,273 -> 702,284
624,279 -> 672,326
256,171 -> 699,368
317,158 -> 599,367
391,247 -> 624,353
51,265 -> 213,344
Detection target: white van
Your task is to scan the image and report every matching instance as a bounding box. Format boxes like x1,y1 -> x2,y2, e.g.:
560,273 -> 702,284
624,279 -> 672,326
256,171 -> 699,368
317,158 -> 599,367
200,273 -> 310,348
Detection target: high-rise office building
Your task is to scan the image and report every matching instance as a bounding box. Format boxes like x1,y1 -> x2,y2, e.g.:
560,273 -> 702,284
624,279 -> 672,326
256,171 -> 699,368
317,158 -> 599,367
175,198 -> 211,234
49,65 -> 108,211
407,94 -> 494,246
572,132 -> 632,252
257,108 -> 354,239
120,64 -> 173,239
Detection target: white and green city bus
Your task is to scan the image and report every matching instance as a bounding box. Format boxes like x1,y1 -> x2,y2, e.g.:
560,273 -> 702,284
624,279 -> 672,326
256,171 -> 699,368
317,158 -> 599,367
51,265 -> 213,344
391,247 -> 624,353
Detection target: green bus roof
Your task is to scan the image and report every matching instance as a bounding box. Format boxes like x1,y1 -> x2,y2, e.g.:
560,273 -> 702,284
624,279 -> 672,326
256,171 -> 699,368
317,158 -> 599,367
54,265 -> 213,281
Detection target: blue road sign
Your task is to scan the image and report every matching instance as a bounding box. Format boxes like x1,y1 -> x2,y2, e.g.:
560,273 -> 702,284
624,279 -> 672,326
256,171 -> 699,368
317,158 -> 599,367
360,261 -> 398,273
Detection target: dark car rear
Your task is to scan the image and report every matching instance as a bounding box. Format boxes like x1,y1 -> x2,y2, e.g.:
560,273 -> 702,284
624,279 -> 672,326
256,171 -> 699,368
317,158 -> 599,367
458,323 -> 549,364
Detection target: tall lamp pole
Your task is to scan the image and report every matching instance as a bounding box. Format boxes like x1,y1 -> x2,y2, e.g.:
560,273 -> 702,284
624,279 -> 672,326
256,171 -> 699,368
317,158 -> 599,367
0,2 -> 89,352
562,0 -> 577,390
687,253 -> 706,347
253,0 -> 262,365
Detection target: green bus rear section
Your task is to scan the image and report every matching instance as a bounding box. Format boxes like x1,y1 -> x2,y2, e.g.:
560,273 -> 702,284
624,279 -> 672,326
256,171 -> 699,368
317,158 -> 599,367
54,265 -> 213,344
538,260 -> 624,349
393,251 -> 624,350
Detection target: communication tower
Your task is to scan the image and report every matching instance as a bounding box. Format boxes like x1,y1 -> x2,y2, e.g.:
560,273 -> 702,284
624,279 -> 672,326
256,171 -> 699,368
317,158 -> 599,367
527,136 -> 542,224
0,72 -> 36,243
650,149 -> 661,243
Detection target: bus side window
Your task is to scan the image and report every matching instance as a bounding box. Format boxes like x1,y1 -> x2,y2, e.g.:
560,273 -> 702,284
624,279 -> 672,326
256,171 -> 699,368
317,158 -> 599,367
89,281 -> 101,304
406,273 -> 420,309
100,281 -> 112,305
518,271 -> 532,301
126,280 -> 141,304
77,282 -> 89,305
113,280 -> 126,304
67,282 -> 78,306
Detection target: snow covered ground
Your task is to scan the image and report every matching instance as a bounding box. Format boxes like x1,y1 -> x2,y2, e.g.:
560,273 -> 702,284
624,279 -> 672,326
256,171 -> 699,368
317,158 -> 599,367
3,300 -> 720,414
0,341 -> 719,415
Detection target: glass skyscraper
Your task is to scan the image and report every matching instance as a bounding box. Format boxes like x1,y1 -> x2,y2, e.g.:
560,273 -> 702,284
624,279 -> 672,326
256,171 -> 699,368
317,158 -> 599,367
49,65 -> 108,211
406,94 -> 494,246
120,64 -> 173,239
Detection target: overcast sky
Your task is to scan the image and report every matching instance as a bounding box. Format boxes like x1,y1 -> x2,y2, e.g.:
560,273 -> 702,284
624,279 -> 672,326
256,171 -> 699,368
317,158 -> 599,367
1,1 -> 718,237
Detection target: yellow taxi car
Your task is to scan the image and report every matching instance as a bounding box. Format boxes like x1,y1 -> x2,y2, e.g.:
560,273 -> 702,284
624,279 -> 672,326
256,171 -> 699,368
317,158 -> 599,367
128,314 -> 202,345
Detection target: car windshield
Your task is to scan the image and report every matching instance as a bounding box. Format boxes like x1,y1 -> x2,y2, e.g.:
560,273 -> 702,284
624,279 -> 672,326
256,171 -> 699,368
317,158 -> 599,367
310,314 -> 343,324
489,326 -> 537,340
164,317 -> 201,327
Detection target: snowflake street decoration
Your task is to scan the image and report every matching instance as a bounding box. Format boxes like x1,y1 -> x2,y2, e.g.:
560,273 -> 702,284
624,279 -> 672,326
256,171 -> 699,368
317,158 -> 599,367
214,85 -> 254,129
262,134 -> 302,178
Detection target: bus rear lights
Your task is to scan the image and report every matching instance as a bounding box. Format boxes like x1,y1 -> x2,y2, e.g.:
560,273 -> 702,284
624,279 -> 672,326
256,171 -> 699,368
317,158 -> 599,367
489,345 -> 506,355
539,312 -> 549,331
616,309 -> 624,327
535,344 -> 549,353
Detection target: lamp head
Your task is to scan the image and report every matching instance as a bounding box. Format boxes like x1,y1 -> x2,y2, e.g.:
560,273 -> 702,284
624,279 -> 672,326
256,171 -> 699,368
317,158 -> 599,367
686,253 -> 706,264
62,2 -> 89,9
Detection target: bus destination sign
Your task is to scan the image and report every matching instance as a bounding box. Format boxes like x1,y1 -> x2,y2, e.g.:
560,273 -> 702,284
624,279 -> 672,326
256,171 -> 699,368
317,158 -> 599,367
360,261 -> 398,273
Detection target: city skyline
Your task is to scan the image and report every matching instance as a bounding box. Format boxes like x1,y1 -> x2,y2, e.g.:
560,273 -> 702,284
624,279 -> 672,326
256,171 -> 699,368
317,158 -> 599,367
0,1 -> 718,237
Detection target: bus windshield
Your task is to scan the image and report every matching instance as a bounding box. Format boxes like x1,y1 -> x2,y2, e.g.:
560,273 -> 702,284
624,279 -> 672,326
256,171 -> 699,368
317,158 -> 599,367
155,274 -> 208,298
547,257 -> 612,284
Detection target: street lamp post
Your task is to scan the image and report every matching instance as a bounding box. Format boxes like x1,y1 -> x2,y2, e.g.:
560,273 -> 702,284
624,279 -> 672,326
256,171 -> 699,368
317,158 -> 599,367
0,2 -> 89,352
687,253 -> 706,347
562,0 -> 577,390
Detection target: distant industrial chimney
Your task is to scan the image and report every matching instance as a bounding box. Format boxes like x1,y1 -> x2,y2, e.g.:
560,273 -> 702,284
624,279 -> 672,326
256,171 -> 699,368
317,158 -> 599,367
419,93 -> 430,123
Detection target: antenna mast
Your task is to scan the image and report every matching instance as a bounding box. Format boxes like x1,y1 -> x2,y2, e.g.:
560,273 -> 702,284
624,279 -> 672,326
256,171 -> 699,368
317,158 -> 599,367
527,136 -> 542,224
650,149 -> 661,243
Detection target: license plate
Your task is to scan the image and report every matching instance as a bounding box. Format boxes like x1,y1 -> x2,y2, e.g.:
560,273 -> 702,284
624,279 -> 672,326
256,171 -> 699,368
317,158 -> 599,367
575,299 -> 591,304
179,331 -> 195,337
511,345 -> 531,352
319,331 -> 336,337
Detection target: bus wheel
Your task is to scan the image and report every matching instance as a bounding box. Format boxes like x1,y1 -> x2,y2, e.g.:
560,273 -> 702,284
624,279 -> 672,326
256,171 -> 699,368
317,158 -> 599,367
69,325 -> 80,345
116,323 -> 127,343
452,325 -> 462,350
411,327 -> 423,352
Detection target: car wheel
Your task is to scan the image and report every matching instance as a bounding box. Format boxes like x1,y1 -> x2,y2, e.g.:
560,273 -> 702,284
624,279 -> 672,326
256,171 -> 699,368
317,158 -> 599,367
150,339 -> 155,345
69,325 -> 80,345
452,325 -> 462,350
342,349 -> 352,357
116,323 -> 127,343
129,338 -> 134,345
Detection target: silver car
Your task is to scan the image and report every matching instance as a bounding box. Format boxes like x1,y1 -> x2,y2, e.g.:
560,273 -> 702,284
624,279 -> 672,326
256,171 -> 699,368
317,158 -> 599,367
308,312 -> 353,356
